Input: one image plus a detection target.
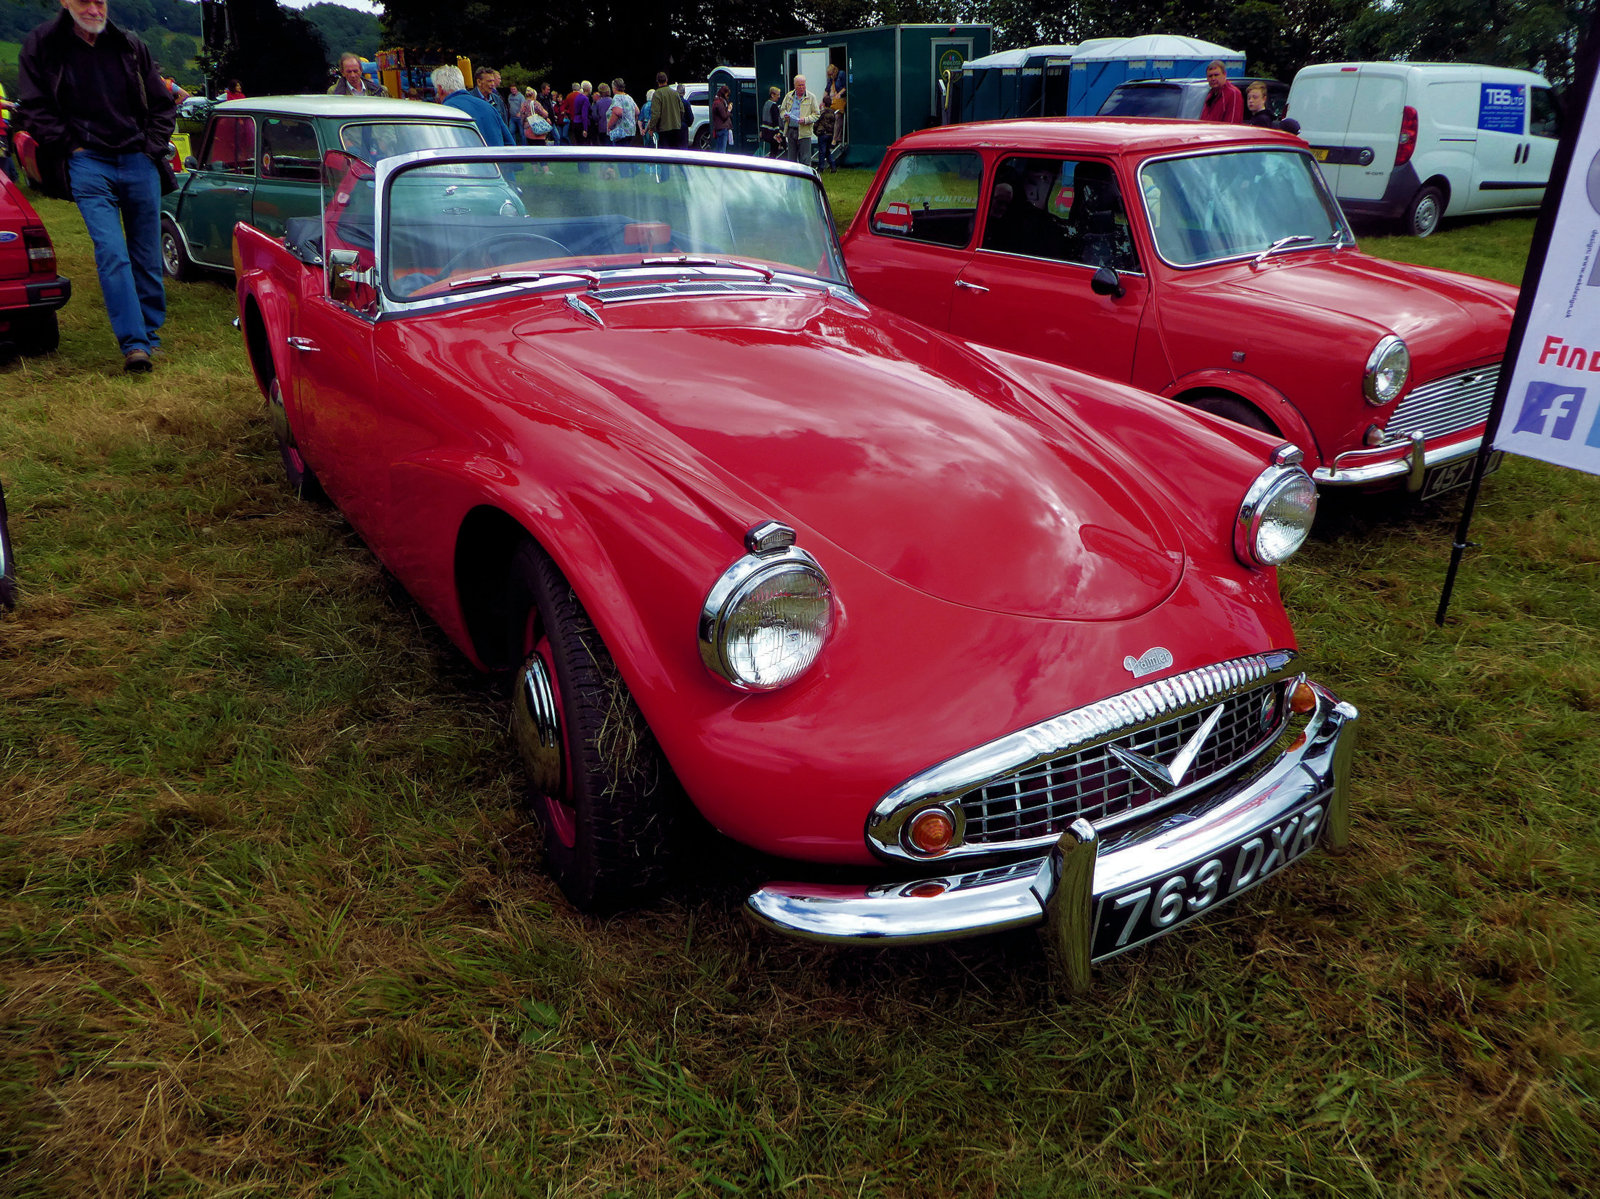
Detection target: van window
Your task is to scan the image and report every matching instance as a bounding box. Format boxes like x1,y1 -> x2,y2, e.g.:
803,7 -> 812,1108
869,152 -> 982,248
1529,86 -> 1558,138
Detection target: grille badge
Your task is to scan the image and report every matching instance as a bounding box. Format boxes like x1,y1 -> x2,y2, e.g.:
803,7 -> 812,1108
1107,703 -> 1226,795
1123,647 -> 1173,678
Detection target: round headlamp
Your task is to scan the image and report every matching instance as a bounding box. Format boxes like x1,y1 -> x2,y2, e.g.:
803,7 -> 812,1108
699,546 -> 833,690
1364,335 -> 1410,405
1235,466 -> 1317,567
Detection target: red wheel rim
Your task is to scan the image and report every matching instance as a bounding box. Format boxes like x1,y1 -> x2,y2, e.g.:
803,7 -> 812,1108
524,610 -> 577,849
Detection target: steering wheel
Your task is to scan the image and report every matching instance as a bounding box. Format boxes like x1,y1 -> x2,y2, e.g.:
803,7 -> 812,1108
443,232 -> 571,275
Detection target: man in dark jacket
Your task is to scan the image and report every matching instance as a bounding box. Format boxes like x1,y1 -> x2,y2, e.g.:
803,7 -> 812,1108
18,0 -> 175,372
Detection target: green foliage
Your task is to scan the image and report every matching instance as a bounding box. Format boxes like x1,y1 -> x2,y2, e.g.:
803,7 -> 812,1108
303,2 -> 382,65
1347,0 -> 1595,88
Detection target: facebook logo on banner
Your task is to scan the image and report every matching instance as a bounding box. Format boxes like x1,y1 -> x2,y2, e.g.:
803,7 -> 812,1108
1511,381 -> 1587,439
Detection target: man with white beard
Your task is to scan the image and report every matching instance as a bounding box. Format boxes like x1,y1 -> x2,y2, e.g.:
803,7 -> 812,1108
18,0 -> 175,372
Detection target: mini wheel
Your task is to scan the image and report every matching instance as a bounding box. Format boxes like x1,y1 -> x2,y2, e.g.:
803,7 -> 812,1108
1188,392 -> 1278,435
507,540 -> 681,912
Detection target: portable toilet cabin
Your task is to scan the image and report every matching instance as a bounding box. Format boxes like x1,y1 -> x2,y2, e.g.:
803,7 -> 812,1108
1068,35 -> 1244,115
755,23 -> 993,168
707,66 -> 761,154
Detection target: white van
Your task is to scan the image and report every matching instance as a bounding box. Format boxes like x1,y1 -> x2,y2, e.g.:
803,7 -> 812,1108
1289,62 -> 1557,236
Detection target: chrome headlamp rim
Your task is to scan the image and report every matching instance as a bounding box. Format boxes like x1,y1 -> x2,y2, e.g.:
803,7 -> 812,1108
1364,334 -> 1411,405
1234,464 -> 1317,567
698,545 -> 833,691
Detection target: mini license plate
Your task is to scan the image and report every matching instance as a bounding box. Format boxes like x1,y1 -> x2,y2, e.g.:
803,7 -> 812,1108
1421,450 -> 1503,500
1090,798 -> 1327,961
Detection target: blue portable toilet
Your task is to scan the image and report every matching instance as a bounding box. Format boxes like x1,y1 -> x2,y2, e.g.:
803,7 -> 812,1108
1068,35 -> 1244,115
949,45 -> 1078,122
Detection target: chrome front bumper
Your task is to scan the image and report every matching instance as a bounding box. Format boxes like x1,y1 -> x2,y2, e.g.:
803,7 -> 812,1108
746,683 -> 1358,983
1312,429 -> 1481,489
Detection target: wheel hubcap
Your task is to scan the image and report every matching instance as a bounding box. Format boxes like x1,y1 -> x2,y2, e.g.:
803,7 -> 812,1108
1416,198 -> 1438,234
512,629 -> 576,848
162,233 -> 178,273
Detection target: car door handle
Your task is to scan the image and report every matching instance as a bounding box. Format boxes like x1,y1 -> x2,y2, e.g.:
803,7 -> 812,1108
955,279 -> 989,293
286,336 -> 320,352
223,185 -> 250,194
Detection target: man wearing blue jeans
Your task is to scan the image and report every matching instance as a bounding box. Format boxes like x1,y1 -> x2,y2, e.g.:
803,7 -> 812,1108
18,0 -> 174,373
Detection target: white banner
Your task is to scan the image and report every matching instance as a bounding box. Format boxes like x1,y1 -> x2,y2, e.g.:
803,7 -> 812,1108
1493,61 -> 1600,472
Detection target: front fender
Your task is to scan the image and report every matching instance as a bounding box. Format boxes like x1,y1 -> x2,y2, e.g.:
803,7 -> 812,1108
1163,368 -> 1325,469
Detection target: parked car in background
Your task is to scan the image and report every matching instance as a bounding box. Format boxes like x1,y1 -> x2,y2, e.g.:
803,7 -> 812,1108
1098,77 -> 1288,122
682,81 -> 712,149
234,144 -> 1357,976
1290,62 -> 1556,237
0,169 -> 71,357
842,119 -> 1518,498
160,95 -> 488,280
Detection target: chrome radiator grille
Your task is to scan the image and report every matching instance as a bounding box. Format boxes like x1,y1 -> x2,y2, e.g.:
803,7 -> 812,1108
1388,363 -> 1500,441
957,681 -> 1286,845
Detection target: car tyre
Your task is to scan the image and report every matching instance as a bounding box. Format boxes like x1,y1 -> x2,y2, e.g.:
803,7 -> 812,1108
15,311 -> 60,356
692,125 -> 712,151
267,376 -> 325,501
1188,392 -> 1278,435
161,218 -> 195,281
507,540 -> 681,912
1404,185 -> 1443,238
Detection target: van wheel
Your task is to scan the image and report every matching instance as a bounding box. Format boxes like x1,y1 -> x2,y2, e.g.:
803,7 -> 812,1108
1404,186 -> 1443,238
1188,392 -> 1277,435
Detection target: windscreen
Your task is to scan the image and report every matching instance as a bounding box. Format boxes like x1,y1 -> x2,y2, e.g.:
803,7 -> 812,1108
1099,85 -> 1183,118
382,156 -> 846,300
339,121 -> 485,163
1137,148 -> 1351,266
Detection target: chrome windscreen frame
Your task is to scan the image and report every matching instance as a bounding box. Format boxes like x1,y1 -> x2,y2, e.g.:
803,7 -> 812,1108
867,650 -> 1301,864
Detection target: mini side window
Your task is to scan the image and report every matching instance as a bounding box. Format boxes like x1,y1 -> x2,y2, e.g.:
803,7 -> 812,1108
982,157 -> 1140,274
260,118 -> 322,182
869,152 -> 982,248
1529,86 -> 1558,139
202,116 -> 255,175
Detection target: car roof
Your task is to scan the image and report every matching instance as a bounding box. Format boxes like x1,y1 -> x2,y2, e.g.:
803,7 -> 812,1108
1113,76 -> 1284,91
210,94 -> 474,122
895,117 -> 1300,156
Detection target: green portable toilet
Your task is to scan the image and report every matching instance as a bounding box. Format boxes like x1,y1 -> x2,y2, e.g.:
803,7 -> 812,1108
755,23 -> 992,169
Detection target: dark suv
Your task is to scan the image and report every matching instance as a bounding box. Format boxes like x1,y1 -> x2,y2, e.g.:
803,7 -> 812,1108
1098,78 -> 1288,122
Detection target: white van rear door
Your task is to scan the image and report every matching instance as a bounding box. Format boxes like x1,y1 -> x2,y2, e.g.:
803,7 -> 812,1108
1521,84 -> 1559,197
1340,71 -> 1406,204
1289,67 -> 1358,194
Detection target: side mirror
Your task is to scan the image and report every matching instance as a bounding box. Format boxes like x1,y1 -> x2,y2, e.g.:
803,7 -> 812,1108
328,248 -> 374,305
1090,265 -> 1125,299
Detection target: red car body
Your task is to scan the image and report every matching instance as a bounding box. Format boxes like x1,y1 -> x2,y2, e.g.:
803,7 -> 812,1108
234,147 -> 1356,973
841,119 -> 1517,498
0,171 -> 71,356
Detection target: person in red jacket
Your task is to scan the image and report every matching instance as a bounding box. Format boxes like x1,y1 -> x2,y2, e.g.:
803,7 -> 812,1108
1200,61 -> 1243,124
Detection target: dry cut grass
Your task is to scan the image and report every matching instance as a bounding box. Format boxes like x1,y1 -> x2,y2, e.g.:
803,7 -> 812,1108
0,196 -> 1596,1198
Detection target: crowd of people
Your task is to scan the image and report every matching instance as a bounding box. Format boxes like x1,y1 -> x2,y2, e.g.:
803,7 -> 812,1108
1199,60 -> 1300,134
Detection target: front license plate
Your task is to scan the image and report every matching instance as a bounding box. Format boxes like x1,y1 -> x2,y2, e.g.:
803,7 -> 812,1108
1421,450 -> 1503,500
1090,798 -> 1327,961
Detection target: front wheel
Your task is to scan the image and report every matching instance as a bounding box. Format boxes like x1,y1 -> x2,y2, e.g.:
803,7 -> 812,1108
507,541 -> 681,912
1188,392 -> 1278,435
13,311 -> 59,356
267,377 -> 324,500
692,125 -> 712,151
1404,185 -> 1444,238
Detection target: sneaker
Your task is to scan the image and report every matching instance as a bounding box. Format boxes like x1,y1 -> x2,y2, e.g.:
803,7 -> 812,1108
123,349 -> 153,373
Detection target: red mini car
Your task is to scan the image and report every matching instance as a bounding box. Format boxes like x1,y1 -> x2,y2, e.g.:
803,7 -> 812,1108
0,170 -> 71,357
841,119 -> 1517,499
234,147 -> 1358,977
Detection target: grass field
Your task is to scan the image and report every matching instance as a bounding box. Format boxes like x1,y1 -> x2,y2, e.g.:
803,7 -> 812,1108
2,185 -> 1597,1198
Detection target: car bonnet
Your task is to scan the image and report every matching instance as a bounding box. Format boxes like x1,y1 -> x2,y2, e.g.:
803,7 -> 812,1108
508,296 -> 1188,622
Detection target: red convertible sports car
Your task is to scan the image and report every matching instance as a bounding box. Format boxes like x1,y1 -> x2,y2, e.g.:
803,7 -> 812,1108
841,120 -> 1517,500
235,146 -> 1359,979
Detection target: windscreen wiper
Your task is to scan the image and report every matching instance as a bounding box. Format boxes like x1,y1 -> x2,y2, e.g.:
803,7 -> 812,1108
1251,234 -> 1315,269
